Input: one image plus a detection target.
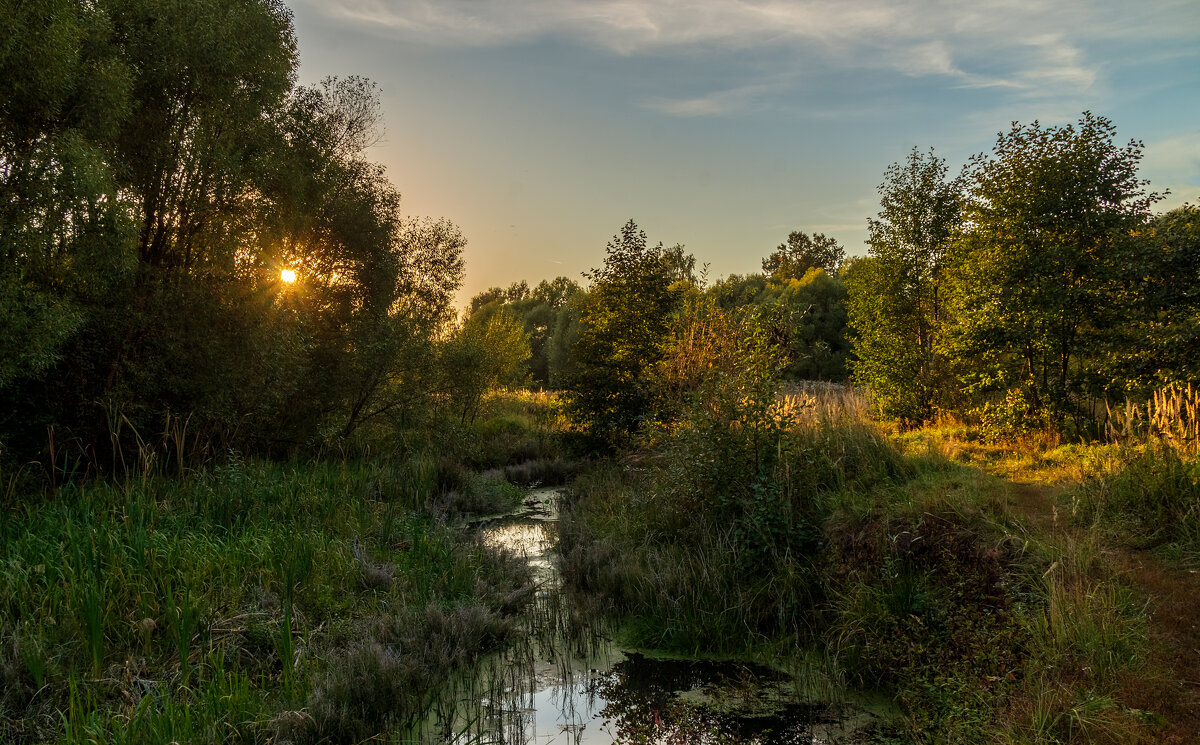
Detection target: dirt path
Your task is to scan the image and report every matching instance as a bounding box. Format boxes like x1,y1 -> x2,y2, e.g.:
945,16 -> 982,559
1007,481 -> 1200,742
1111,550 -> 1200,743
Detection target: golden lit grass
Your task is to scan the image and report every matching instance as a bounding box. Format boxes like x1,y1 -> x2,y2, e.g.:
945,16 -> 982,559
891,420 -> 1128,485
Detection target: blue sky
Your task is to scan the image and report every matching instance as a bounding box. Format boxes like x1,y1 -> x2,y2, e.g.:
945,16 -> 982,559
288,0 -> 1200,306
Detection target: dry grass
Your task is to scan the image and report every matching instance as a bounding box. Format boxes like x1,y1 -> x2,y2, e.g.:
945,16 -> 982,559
1104,384 -> 1200,450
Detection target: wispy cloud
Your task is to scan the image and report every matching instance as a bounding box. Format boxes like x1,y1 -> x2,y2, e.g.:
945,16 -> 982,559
307,0 -> 1195,116
643,80 -> 787,117
1142,130 -> 1200,208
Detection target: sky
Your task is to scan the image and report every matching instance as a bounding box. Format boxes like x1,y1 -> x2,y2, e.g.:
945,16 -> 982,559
286,0 -> 1200,307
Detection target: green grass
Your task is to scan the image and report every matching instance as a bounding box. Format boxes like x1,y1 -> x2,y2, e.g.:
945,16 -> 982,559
1067,442 -> 1200,563
560,399 -> 1163,743
0,454 -> 535,744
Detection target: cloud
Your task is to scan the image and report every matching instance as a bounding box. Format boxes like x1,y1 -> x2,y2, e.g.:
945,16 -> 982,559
1142,131 -> 1200,176
308,0 -> 1194,115
1141,131 -> 1200,208
642,81 -> 785,117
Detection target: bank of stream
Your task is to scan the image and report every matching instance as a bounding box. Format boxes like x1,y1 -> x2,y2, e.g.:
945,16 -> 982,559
418,486 -> 884,744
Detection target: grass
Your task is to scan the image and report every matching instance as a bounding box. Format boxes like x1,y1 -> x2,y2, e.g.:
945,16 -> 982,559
0,393 -> 565,744
1067,442 -> 1200,563
5,382 -> 1189,743
559,389 -> 1170,743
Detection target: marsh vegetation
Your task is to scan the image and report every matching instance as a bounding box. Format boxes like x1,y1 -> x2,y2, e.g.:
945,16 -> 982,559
3,1 -> 1199,743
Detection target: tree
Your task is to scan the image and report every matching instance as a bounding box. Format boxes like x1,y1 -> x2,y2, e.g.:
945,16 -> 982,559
946,113 -> 1159,424
463,276 -> 582,388
661,243 -> 698,286
0,2 -> 469,461
762,231 -> 844,281
0,0 -> 135,440
760,268 -> 850,381
1108,204 -> 1200,388
441,308 -> 531,423
567,220 -> 680,447
847,147 -> 963,423
705,269 -> 849,382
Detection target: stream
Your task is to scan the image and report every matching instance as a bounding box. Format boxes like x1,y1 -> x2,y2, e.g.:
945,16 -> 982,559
425,487 -> 883,744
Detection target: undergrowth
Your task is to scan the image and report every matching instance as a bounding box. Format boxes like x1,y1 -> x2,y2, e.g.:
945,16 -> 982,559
1068,442 -> 1200,563
0,393 -> 563,744
560,395 -> 1161,743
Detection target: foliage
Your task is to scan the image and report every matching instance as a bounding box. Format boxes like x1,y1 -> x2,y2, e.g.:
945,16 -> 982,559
1112,204 -> 1200,388
0,2 -> 466,463
946,113 -> 1160,426
1070,443 -> 1200,558
561,331 -> 904,652
465,277 -> 582,388
826,507 -> 1030,739
0,454 -> 533,744
762,230 -> 844,281
756,269 -> 850,381
705,270 -> 850,382
707,273 -> 768,310
566,220 -> 680,447
661,243 -> 699,286
847,147 -> 963,425
440,308 -> 532,424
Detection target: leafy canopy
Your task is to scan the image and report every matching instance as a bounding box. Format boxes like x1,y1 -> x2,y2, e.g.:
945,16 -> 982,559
567,220 -> 680,447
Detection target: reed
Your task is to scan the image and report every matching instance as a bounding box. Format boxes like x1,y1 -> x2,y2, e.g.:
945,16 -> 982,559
1104,383 -> 1200,449
0,455 -> 537,744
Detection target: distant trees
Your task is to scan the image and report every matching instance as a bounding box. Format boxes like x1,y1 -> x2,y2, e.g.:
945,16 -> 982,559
441,308 -> 531,423
465,277 -> 583,388
762,231 -> 844,282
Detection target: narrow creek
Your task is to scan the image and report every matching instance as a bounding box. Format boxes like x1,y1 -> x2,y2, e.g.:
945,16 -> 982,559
424,487 -> 882,744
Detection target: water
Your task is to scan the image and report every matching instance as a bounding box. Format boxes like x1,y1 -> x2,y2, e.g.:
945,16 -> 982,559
432,487 -> 880,745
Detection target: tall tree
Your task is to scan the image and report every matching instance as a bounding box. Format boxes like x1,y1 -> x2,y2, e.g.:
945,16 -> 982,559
847,147 -> 963,423
946,113 -> 1159,422
567,220 -> 679,447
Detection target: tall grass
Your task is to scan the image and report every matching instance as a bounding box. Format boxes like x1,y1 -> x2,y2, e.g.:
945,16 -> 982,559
0,452 -> 536,744
560,370 -> 1167,741
1104,383 -> 1200,447
560,377 -> 905,656
1069,442 -> 1200,561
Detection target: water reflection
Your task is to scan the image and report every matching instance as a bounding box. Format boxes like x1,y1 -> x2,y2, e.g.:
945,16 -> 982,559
432,488 -> 875,745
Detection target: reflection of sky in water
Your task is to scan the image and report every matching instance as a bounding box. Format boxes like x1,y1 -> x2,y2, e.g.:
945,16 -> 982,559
455,488 -> 870,745
479,487 -> 560,583
515,678 -> 616,744
455,652 -> 856,745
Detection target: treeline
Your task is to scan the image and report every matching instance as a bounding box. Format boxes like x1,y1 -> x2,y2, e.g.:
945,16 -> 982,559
464,233 -> 851,396
4,2 -> 1195,477
474,113 -> 1197,444
1,0 -> 471,470
849,114 -> 1199,434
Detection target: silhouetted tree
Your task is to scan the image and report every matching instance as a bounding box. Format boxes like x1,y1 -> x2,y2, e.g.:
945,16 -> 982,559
762,231 -> 844,281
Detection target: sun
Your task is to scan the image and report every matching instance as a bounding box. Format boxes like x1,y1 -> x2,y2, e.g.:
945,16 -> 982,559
280,268 -> 296,283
